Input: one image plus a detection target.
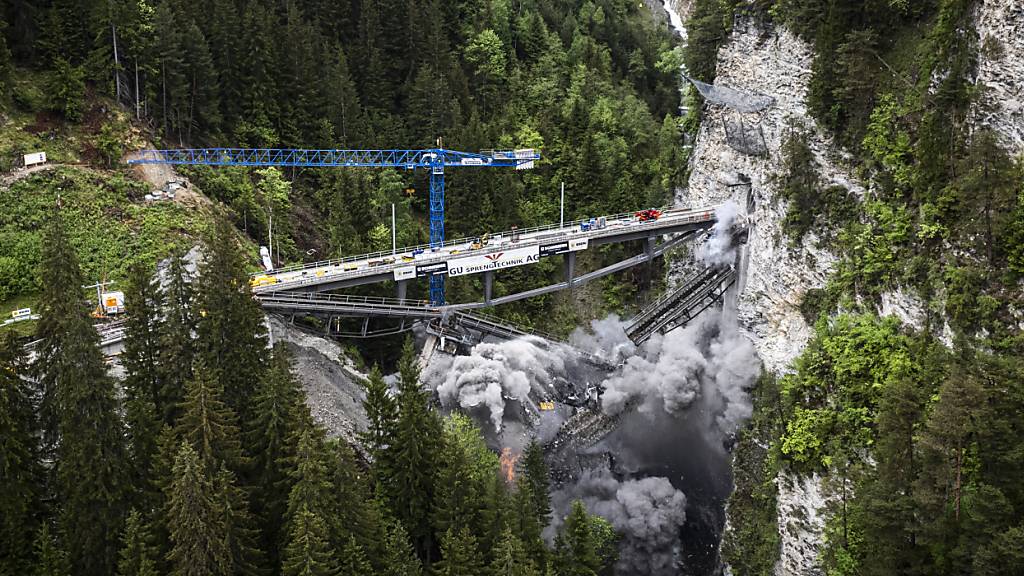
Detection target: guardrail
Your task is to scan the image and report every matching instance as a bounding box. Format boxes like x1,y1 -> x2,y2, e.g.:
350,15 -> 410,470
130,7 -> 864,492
257,205 -> 714,277
253,207 -> 717,293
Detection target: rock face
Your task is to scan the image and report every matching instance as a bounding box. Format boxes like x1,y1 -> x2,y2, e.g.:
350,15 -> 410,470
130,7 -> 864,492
679,20 -> 860,376
973,0 -> 1024,154
267,316 -> 368,444
677,17 -> 866,575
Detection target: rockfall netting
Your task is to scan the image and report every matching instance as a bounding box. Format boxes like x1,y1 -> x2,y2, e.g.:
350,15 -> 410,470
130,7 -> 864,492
683,75 -> 775,113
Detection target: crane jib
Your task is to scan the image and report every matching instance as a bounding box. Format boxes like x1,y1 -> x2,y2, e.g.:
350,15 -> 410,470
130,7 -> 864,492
125,147 -> 540,306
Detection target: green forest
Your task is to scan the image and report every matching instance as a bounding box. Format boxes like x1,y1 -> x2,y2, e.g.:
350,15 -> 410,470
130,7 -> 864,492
1,212 -> 620,576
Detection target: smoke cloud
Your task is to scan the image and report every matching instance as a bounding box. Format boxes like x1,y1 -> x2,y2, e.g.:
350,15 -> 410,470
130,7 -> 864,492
696,201 -> 741,267
549,469 -> 687,576
569,314 -> 637,363
425,336 -> 570,432
577,309 -> 758,437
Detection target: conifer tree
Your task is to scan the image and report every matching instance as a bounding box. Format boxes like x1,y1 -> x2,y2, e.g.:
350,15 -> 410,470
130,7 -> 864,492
213,463 -> 266,576
33,209 -> 128,576
122,261 -> 166,497
175,357 -> 247,473
194,217 -> 268,424
117,509 -> 158,576
286,428 -> 336,539
434,527 -> 484,576
330,439 -> 384,562
489,527 -> 538,576
337,535 -> 373,576
551,501 -> 606,576
522,440 -> 551,525
166,442 -> 229,576
281,506 -> 339,576
380,518 -> 422,576
159,251 -> 196,424
0,334 -> 41,575
359,364 -> 397,462
33,524 -> 70,576
386,338 -> 443,557
248,343 -> 307,569
511,481 -> 547,572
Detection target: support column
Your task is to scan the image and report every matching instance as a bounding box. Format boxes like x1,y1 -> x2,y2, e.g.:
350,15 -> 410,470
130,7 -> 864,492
564,251 -> 576,288
396,279 -> 408,303
644,236 -> 655,259
484,270 -> 494,304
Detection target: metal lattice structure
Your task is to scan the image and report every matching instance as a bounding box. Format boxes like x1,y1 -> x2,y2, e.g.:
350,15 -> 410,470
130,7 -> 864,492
128,147 -> 539,305
683,75 -> 775,113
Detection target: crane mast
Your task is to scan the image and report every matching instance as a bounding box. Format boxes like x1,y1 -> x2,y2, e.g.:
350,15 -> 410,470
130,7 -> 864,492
129,146 -> 539,305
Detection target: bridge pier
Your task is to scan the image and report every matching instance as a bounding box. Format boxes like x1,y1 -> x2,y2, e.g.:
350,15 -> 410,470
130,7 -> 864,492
484,270 -> 494,304
644,236 -> 655,259
396,279 -> 408,303
564,251 -> 576,288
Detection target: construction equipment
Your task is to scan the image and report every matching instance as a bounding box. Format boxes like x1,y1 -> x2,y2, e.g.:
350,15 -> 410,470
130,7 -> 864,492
636,208 -> 662,223
128,147 -> 540,305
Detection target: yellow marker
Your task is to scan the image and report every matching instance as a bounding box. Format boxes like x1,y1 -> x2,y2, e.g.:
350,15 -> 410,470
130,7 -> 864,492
539,401 -> 555,411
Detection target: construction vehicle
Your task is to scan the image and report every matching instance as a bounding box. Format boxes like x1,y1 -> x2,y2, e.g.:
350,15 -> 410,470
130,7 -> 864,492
636,208 -> 663,223
251,274 -> 279,288
91,291 -> 125,317
470,233 -> 491,250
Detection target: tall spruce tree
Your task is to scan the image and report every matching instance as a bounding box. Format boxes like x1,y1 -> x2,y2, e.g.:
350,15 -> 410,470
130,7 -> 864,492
385,338 -> 443,558
380,518 -> 421,576
165,441 -> 229,576
158,250 -> 196,425
33,209 -> 128,576
117,509 -> 158,576
434,527 -> 484,576
286,428 -> 335,541
281,506 -> 339,576
247,343 -> 307,570
330,439 -> 384,564
521,441 -> 551,525
511,481 -> 547,572
175,357 -> 247,473
337,535 -> 374,576
33,524 -> 71,576
122,261 -> 166,499
359,364 -> 397,463
194,217 -> 268,424
212,463 -> 266,576
489,527 -> 538,576
0,334 -> 42,575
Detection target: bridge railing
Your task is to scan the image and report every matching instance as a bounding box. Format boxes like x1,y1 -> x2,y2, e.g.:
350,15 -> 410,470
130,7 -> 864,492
258,205 -> 717,278
257,292 -> 433,309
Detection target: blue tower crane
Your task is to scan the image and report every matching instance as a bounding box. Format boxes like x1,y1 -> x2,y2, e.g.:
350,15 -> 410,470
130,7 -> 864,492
128,147 -> 540,305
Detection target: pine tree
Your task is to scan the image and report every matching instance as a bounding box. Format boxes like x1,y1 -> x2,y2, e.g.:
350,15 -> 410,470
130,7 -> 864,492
0,334 -> 42,575
247,343 -> 308,569
433,527 -> 484,576
175,357 -> 247,474
194,217 -> 268,425
117,509 -> 158,576
385,338 -> 443,557
338,535 -> 374,576
489,527 -> 538,576
380,518 -> 421,576
511,481 -> 547,572
33,524 -> 70,576
166,441 -> 230,576
158,251 -> 196,425
122,261 -> 166,498
359,365 -> 397,461
551,501 -> 609,576
281,506 -> 339,576
33,209 -> 128,576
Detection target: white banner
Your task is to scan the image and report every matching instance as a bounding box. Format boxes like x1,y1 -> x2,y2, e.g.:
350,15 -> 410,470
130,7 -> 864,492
447,246 -> 540,277
569,238 -> 588,251
393,266 -> 416,281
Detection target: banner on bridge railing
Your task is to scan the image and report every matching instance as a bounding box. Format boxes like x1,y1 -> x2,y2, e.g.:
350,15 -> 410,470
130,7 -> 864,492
539,237 -> 588,257
393,261 -> 449,281
447,246 -> 540,277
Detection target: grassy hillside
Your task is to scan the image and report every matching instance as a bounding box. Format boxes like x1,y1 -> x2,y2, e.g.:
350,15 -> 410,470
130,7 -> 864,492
0,71 -> 215,333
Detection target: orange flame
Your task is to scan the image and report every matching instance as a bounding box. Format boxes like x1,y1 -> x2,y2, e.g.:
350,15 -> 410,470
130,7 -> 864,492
499,447 -> 521,483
